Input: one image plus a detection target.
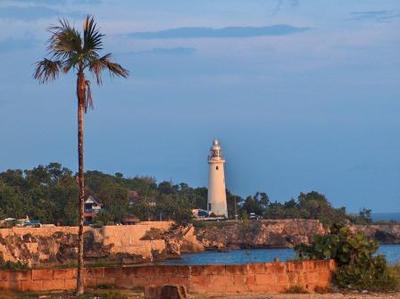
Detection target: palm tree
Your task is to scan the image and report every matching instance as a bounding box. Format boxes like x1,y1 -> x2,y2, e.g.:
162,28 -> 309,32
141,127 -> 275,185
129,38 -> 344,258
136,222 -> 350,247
34,16 -> 128,294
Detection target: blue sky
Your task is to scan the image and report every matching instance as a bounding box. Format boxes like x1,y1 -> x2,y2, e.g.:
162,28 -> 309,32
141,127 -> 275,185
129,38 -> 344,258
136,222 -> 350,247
0,0 -> 399,212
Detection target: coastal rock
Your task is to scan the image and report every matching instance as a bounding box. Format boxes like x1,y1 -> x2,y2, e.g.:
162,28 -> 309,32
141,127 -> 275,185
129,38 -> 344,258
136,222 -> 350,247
351,224 -> 400,244
0,222 -> 173,266
0,220 -> 399,267
195,219 -> 326,249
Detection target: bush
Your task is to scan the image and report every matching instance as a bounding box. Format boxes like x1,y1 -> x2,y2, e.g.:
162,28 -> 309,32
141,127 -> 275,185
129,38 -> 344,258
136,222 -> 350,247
0,261 -> 29,271
295,224 -> 399,291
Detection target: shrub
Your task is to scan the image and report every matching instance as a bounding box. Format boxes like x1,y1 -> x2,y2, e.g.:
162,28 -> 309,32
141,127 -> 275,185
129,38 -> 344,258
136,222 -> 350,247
295,224 -> 399,291
0,261 -> 29,271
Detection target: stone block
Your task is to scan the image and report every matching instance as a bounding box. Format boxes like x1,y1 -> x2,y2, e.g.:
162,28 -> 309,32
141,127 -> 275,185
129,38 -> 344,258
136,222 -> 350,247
206,275 -> 227,292
32,269 -> 53,281
226,264 -> 247,275
254,273 -> 272,285
19,279 -> 43,292
8,270 -> 31,282
54,268 -> 76,280
190,265 -> 225,276
0,271 -> 10,281
0,280 -> 10,289
265,263 -> 284,274
167,277 -> 189,287
189,274 -> 210,291
94,276 -> 116,287
248,263 -> 266,274
276,273 -> 289,284
85,267 -> 103,279
163,266 -> 190,278
42,279 -> 65,291
228,274 -> 248,293
64,278 -> 76,290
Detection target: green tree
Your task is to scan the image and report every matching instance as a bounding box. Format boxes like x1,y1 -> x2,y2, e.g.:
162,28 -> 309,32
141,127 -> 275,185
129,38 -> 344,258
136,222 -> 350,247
295,225 -> 398,291
241,192 -> 269,216
34,16 -> 128,294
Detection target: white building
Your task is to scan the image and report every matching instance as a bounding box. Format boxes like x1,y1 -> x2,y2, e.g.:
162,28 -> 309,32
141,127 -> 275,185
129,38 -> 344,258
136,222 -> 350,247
207,139 -> 228,217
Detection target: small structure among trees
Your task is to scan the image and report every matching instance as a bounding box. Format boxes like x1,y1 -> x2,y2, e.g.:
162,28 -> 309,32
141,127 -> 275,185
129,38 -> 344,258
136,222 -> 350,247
83,195 -> 103,224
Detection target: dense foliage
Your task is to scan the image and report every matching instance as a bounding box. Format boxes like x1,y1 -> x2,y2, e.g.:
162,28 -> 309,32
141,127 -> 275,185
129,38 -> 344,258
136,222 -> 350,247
240,191 -> 371,226
0,163 -> 372,225
295,225 -> 398,291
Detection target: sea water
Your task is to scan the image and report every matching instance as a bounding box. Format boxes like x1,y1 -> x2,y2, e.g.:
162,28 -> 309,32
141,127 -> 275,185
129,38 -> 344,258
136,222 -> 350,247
161,244 -> 400,265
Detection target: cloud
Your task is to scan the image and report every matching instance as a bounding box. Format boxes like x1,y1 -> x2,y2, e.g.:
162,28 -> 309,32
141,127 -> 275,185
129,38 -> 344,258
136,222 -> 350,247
127,25 -> 310,39
140,47 -> 196,55
349,10 -> 400,22
0,37 -> 37,53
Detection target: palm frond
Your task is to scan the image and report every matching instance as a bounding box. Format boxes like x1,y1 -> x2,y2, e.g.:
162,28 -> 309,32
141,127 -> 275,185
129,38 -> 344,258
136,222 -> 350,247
33,59 -> 62,83
83,15 -> 104,52
48,19 -> 82,60
88,53 -> 129,84
63,53 -> 80,73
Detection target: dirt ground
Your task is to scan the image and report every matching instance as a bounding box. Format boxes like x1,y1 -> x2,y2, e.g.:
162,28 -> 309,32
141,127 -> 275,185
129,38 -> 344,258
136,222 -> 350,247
191,294 -> 400,299
1,290 -> 400,299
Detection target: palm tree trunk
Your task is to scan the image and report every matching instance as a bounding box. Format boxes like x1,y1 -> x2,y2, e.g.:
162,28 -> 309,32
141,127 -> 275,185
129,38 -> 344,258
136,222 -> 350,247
76,72 -> 86,295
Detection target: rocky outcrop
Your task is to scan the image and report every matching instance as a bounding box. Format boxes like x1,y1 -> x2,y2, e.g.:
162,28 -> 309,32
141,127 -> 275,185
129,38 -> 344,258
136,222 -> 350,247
146,224 -> 204,257
0,222 -> 173,267
195,219 -> 326,250
0,220 -> 399,267
194,221 -> 400,250
351,224 -> 400,244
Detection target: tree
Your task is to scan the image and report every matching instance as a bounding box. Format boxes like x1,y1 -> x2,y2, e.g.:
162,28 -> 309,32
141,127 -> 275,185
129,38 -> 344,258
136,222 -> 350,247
295,225 -> 398,291
34,16 -> 128,295
241,192 -> 269,216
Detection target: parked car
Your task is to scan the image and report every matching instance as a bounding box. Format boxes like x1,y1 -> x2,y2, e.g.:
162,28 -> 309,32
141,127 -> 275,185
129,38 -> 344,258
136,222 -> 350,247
249,213 -> 261,220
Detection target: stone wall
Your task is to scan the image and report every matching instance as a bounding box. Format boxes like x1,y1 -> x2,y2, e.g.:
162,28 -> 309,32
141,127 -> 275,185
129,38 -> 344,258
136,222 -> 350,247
0,222 -> 173,266
0,260 -> 336,294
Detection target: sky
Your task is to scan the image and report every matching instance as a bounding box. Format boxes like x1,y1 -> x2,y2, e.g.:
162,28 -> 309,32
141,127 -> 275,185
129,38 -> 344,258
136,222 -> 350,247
0,0 -> 399,213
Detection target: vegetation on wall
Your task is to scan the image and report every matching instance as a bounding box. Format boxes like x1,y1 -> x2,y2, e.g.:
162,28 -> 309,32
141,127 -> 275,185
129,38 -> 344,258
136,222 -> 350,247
0,163 -> 373,225
295,225 -> 399,291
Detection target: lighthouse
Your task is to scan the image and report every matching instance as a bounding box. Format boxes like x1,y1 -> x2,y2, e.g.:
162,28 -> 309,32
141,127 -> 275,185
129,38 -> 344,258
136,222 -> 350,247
207,139 -> 228,217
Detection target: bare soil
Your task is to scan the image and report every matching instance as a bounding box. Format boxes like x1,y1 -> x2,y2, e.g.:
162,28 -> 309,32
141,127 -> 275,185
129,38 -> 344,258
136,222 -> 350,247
1,289 -> 400,299
192,293 -> 400,299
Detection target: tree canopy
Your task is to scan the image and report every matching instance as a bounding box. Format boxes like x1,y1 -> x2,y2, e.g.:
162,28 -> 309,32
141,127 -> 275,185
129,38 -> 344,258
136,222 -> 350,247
0,163 -> 373,226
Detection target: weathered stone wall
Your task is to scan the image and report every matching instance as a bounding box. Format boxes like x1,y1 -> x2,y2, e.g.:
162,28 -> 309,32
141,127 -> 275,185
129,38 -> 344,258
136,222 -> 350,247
0,260 -> 336,294
0,222 -> 173,266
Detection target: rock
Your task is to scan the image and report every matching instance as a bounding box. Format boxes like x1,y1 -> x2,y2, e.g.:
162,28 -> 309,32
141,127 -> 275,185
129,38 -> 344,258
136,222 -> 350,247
145,285 -> 187,299
195,219 -> 327,250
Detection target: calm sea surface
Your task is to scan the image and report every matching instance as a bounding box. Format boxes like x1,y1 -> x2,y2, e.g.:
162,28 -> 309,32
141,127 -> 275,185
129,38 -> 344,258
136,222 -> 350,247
161,244 -> 400,265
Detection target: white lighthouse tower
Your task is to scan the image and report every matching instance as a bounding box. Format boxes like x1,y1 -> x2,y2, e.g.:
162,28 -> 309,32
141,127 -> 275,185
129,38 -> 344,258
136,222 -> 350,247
207,139 -> 228,217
